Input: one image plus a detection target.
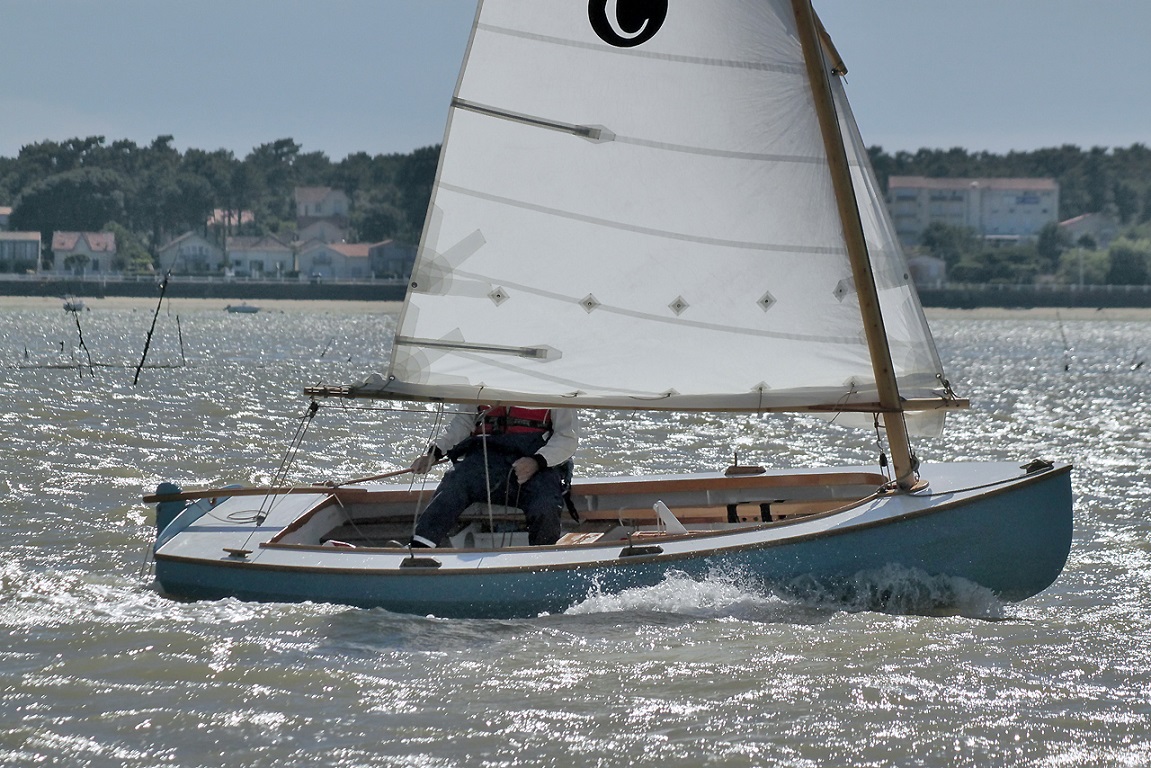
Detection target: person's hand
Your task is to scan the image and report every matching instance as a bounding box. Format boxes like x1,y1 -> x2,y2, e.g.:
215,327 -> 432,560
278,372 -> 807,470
411,453 -> 436,474
512,457 -> 539,484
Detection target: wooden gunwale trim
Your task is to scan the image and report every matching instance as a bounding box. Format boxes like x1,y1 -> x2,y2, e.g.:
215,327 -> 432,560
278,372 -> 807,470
143,486 -> 406,504
570,472 -> 886,499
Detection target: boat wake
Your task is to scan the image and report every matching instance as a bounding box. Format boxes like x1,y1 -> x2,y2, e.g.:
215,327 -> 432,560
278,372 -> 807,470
565,565 -> 1005,622
773,564 -> 1007,620
565,569 -> 796,622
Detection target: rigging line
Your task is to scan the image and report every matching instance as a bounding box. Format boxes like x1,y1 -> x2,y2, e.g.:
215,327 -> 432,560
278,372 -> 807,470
872,413 -> 891,483
409,402 -> 449,539
907,472 -> 1053,500
502,465 -> 524,549
269,401 -> 318,486
276,402 -> 321,487
254,400 -> 321,527
480,406 -> 496,526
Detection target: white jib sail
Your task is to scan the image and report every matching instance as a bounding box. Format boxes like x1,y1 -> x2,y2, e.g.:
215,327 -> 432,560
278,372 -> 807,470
384,0 -> 949,416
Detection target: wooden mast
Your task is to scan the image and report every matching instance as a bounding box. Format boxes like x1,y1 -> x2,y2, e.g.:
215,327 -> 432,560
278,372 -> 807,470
790,0 -> 919,490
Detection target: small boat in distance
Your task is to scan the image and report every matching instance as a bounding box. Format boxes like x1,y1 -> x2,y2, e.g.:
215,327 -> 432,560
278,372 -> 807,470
225,303 -> 260,314
147,0 -> 1072,618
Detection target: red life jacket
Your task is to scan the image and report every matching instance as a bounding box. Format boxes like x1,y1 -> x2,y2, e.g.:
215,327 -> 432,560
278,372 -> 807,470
473,405 -> 553,436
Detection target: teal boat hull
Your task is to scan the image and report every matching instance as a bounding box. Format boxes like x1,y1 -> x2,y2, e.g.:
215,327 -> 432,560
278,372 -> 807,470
152,461 -> 1072,618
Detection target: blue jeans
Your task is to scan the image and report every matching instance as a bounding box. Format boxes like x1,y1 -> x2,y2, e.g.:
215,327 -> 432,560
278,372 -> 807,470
413,435 -> 564,546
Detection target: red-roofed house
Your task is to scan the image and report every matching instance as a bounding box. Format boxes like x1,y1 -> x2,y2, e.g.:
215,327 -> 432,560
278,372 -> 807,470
52,231 -> 118,274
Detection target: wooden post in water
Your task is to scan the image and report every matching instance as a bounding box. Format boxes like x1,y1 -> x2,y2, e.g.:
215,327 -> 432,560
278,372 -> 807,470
790,0 -> 919,489
134,271 -> 171,386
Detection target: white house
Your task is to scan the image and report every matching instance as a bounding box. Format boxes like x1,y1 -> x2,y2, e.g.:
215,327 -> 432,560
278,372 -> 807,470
52,232 -> 117,274
887,176 -> 1060,247
294,186 -> 351,245
295,187 -> 349,221
299,241 -> 371,279
0,231 -> 42,273
226,235 -> 294,277
158,232 -> 225,274
296,219 -> 347,245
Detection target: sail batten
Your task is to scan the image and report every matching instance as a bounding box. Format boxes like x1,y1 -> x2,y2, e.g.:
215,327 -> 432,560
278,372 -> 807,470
452,98 -> 608,141
378,0 -> 948,424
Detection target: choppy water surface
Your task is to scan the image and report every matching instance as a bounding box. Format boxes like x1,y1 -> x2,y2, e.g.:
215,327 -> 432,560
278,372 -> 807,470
1,301 -> 1148,767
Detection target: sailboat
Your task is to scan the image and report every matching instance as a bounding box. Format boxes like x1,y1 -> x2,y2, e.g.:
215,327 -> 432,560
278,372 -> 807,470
146,0 -> 1072,618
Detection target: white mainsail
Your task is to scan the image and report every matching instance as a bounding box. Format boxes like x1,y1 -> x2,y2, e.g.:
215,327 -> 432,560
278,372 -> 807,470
382,0 -> 949,417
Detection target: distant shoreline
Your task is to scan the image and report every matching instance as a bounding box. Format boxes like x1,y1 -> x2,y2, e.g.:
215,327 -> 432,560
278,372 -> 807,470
4,295 -> 1150,321
0,295 -> 402,314
923,306 -> 1151,321
5,276 -> 1151,312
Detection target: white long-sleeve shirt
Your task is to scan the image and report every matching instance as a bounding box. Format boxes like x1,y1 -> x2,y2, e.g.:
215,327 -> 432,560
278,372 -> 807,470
431,407 -> 579,468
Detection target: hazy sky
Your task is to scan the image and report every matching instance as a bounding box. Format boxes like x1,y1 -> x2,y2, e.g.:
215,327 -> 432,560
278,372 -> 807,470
1,1 -> 1147,161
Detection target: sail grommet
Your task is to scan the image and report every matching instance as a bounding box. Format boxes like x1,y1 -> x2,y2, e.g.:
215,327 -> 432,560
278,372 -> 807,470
580,294 -> 601,313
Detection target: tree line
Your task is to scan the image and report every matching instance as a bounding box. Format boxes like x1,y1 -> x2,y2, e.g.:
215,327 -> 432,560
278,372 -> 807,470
0,135 -> 438,273
2,137 -> 1150,282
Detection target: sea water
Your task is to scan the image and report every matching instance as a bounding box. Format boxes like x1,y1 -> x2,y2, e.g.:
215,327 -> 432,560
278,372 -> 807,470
1,300 -> 1148,767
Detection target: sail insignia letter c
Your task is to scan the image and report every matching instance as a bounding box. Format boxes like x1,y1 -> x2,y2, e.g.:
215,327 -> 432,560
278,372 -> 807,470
589,0 -> 668,48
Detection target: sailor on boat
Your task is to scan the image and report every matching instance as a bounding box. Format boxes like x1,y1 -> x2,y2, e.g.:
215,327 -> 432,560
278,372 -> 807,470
407,405 -> 579,548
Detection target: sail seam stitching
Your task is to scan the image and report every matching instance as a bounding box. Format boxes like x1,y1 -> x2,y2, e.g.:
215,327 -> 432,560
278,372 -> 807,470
437,182 -> 840,256
614,135 -> 825,165
476,22 -> 806,76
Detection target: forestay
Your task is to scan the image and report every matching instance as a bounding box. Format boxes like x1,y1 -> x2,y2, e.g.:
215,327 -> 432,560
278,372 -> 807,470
379,0 -> 950,418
